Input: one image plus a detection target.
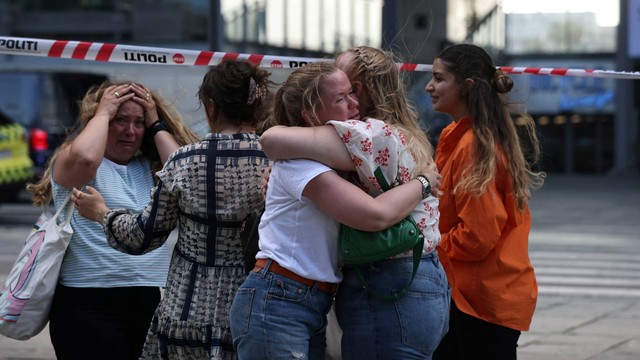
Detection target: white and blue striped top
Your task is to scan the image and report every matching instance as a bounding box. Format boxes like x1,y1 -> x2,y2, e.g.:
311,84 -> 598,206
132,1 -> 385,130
52,156 -> 169,288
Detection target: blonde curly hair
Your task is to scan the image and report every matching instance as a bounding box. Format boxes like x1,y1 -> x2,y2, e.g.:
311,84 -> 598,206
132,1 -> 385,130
27,80 -> 199,206
336,46 -> 435,177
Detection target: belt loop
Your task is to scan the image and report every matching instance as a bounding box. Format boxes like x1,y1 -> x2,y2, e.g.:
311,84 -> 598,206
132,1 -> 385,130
310,281 -> 321,295
264,258 -> 273,271
430,252 -> 439,267
254,258 -> 272,278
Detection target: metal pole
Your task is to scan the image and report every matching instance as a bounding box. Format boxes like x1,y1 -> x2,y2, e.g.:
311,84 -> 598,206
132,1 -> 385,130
382,0 -> 397,50
209,0 -> 223,51
615,0 -> 634,171
284,0 -> 288,48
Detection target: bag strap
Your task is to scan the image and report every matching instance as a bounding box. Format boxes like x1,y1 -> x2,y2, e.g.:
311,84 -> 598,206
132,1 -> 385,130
50,192 -> 75,228
354,167 -> 424,301
374,167 -> 390,191
353,237 -> 424,301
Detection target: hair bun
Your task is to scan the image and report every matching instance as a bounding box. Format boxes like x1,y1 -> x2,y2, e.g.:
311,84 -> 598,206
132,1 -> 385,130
493,71 -> 513,93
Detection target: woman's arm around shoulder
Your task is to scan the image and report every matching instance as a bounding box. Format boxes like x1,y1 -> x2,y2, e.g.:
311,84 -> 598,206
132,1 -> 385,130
303,171 -> 423,231
260,125 -> 354,171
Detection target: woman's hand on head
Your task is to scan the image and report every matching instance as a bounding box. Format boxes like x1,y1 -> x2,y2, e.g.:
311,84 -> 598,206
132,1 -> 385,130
95,84 -> 134,121
72,186 -> 110,224
129,83 -> 160,127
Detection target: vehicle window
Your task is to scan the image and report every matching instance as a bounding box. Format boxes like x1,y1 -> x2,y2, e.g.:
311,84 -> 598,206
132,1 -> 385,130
38,75 -> 70,132
56,73 -> 109,124
0,73 -> 39,128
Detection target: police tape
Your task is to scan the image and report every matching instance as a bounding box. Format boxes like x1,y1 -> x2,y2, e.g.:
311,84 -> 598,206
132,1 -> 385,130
2,36 -> 640,79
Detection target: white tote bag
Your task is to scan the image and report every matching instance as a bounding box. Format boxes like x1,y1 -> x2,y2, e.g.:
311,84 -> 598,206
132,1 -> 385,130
0,193 -> 74,340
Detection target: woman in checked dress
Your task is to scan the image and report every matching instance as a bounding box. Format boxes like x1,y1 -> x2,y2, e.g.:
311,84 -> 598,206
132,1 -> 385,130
73,60 -> 273,359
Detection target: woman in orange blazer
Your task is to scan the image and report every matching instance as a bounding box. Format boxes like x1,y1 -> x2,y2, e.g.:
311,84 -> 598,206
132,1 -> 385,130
426,44 -> 546,360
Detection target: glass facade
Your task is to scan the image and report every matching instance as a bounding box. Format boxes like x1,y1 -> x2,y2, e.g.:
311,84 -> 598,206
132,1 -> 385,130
505,12 -> 616,55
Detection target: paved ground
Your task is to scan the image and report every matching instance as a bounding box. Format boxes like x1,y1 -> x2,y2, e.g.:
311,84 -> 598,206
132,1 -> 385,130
518,171 -> 640,360
1,171 -> 639,359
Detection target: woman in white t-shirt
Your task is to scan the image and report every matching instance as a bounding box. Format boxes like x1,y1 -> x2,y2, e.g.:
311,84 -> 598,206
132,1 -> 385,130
229,61 -> 434,360
257,47 -> 450,360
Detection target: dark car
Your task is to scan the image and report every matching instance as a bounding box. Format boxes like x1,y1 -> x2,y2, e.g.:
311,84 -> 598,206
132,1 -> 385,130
0,70 -> 109,180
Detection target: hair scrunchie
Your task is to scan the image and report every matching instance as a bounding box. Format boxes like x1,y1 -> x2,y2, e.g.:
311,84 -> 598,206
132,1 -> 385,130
247,77 -> 266,105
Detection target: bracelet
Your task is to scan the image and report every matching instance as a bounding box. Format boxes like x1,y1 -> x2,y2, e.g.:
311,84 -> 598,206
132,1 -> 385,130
147,120 -> 170,137
416,175 -> 432,199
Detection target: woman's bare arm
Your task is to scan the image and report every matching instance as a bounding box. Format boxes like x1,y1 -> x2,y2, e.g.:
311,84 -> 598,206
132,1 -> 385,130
54,84 -> 134,189
303,171 -> 423,231
260,125 -> 354,171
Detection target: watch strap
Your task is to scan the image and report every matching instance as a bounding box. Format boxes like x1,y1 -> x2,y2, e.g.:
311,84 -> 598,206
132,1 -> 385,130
416,175 -> 431,199
147,120 -> 170,137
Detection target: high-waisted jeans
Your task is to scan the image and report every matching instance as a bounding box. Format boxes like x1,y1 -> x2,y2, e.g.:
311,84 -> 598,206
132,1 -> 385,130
229,260 -> 334,360
335,252 -> 451,360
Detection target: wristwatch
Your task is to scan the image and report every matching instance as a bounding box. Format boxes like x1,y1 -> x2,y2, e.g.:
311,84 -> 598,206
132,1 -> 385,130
147,120 -> 170,137
416,175 -> 432,199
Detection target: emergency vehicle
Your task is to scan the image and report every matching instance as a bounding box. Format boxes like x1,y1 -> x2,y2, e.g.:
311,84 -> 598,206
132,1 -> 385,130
0,112 -> 33,202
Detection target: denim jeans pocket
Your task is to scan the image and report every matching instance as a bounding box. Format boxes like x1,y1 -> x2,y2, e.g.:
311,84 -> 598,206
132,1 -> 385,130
395,278 -> 450,354
266,275 -> 311,302
230,287 -> 255,339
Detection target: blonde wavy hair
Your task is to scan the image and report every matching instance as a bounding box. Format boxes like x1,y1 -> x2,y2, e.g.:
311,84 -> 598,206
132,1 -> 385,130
27,80 -> 199,206
264,61 -> 339,129
336,46 -> 434,176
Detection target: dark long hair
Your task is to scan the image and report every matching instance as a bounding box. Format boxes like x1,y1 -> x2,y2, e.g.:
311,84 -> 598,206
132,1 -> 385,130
437,44 -> 545,209
198,60 -> 274,132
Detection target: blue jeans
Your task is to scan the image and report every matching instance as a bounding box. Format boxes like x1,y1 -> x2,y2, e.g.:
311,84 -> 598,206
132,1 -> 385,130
335,252 -> 451,360
229,260 -> 333,360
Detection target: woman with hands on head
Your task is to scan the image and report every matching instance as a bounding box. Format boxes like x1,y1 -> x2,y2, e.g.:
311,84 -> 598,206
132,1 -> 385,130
72,60 -> 273,360
26,80 -> 198,360
258,46 -> 450,360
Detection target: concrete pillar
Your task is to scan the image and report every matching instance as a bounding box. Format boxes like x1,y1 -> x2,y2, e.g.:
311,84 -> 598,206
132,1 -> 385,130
615,0 -> 637,172
382,0 -> 447,64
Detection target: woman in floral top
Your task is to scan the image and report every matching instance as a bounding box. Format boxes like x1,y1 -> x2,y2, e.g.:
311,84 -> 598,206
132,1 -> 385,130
259,47 -> 450,359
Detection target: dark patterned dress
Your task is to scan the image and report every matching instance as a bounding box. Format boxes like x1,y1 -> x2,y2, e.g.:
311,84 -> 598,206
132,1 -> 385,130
103,133 -> 270,359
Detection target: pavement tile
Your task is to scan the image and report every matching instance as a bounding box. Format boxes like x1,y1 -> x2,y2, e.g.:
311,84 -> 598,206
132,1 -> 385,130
0,324 -> 55,360
592,338 -> 640,360
519,333 -> 628,359
2,174 -> 639,359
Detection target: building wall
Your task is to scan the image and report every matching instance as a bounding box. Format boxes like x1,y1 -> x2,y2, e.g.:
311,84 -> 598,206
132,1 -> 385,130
392,0 -> 447,64
1,0 -> 636,172
447,0 -> 498,43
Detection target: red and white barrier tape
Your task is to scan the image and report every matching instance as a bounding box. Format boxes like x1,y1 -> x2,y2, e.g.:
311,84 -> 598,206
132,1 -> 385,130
2,36 -> 640,79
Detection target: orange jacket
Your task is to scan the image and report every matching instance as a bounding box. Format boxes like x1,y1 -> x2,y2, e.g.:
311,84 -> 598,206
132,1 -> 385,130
435,117 -> 537,331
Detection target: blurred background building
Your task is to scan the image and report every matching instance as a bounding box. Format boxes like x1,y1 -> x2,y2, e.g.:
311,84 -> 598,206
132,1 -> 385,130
0,0 -> 638,175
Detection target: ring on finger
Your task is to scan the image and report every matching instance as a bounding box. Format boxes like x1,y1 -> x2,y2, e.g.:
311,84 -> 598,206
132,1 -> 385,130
146,93 -> 150,100
115,91 -> 120,98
